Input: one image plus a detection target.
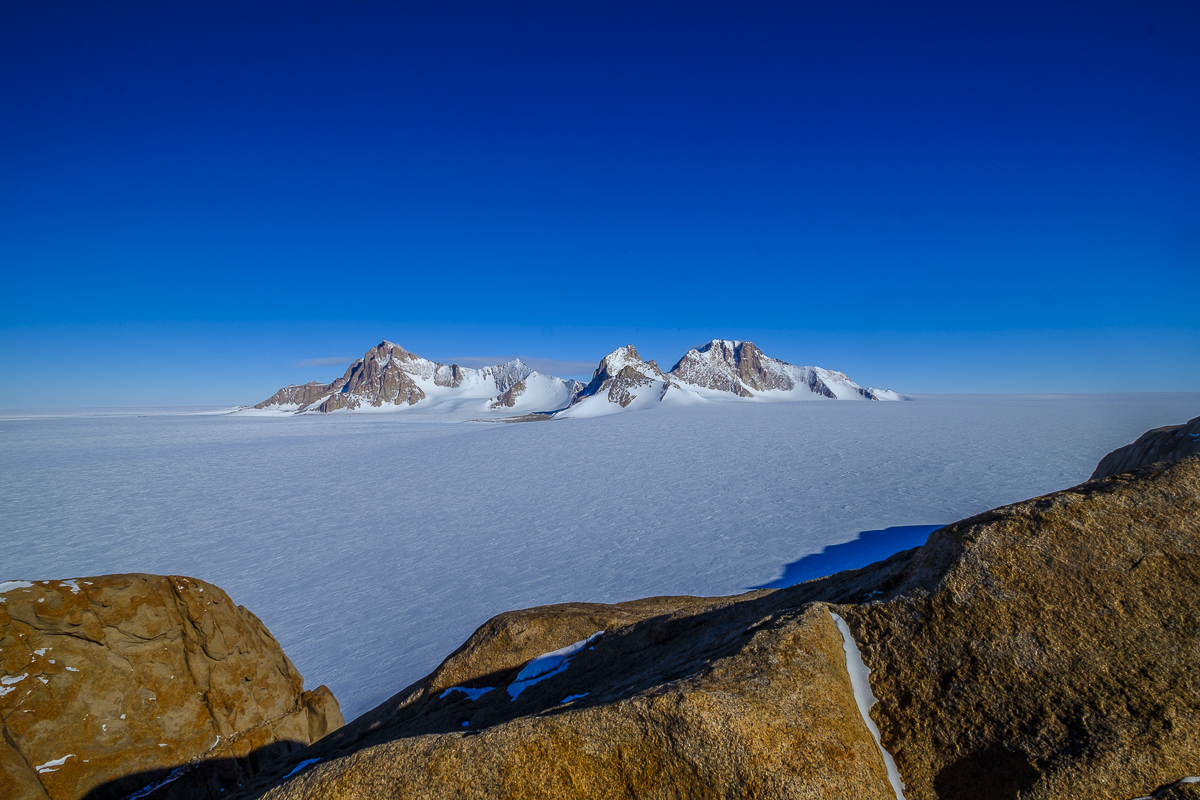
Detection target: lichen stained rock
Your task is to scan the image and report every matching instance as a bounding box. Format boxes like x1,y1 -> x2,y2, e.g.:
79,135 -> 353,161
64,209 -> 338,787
0,574 -> 343,800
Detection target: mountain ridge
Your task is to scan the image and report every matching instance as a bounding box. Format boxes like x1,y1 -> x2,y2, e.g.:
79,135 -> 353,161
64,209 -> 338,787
251,339 -> 904,417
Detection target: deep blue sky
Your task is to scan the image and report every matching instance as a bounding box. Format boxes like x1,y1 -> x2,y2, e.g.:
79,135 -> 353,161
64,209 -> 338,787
2,0 -> 1197,404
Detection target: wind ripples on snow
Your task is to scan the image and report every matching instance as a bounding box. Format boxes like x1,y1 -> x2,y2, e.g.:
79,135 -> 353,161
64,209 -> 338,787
1,393 -> 1197,719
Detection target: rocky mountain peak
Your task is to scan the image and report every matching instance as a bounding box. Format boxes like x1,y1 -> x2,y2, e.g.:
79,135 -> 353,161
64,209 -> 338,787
253,344 -> 574,416
568,345 -> 671,410
252,338 -> 901,417
669,338 -> 792,396
594,345 -> 659,376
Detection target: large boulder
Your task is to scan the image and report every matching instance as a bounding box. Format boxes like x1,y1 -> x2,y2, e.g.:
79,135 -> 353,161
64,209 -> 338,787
244,596 -> 896,800
0,574 -> 343,800
844,453 -> 1200,799
245,459 -> 1199,799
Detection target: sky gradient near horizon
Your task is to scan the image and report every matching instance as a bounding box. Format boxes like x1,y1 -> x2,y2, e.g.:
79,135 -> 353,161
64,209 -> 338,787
2,0 -> 1198,405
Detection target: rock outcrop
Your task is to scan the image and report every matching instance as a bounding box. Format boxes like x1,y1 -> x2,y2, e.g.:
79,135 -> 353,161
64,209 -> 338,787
1091,414 -> 1200,479
0,574 -> 343,800
843,454 -> 1200,800
243,444 -> 1199,799
243,596 -> 897,800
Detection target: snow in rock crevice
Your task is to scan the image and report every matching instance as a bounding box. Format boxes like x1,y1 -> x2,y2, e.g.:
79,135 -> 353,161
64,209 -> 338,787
507,632 -> 602,700
831,612 -> 906,800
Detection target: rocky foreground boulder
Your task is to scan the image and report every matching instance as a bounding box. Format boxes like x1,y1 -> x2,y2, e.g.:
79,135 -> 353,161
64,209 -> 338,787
1091,414 -> 1200,479
241,451 -> 1199,799
0,574 -> 343,800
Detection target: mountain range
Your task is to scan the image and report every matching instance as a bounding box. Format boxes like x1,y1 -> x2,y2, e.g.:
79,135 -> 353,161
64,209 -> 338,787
251,339 -> 904,417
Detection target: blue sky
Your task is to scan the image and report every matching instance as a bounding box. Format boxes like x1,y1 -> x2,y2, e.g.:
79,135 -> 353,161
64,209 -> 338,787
2,0 -> 1197,405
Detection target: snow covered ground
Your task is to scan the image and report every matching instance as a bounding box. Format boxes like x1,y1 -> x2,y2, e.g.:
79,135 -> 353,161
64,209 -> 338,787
2,394 -> 1197,720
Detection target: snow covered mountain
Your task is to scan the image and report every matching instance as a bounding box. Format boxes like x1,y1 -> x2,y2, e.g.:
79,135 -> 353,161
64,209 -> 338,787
555,345 -> 676,418
669,339 -> 896,401
251,339 -> 903,417
557,339 -> 903,418
252,342 -> 581,415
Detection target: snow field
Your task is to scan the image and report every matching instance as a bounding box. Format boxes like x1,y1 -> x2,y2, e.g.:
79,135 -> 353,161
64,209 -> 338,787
1,393 -> 1196,720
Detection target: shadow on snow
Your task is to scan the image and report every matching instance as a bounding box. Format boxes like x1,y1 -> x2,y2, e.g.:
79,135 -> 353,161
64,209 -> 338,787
752,524 -> 944,590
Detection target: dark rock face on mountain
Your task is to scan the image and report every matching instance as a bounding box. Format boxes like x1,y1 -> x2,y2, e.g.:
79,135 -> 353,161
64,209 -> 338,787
558,340 -> 900,416
253,381 -> 334,410
669,339 -> 788,396
253,342 -> 574,415
668,338 -> 859,400
236,445 -> 1199,799
254,342 -> 436,412
1091,414 -> 1200,479
488,379 -> 525,408
570,345 -> 670,409
668,339 -> 896,401
0,574 -> 343,800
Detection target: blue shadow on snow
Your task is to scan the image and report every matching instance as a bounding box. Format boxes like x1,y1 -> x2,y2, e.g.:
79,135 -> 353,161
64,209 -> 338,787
752,524 -> 944,590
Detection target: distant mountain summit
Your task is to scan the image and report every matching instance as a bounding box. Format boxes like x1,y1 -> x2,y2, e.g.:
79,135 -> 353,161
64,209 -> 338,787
557,339 -> 904,418
251,339 -> 903,416
564,345 -> 673,412
670,339 -> 894,401
253,341 -> 579,415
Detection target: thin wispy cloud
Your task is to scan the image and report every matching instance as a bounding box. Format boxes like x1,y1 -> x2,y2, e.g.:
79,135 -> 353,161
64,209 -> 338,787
295,357 -> 353,368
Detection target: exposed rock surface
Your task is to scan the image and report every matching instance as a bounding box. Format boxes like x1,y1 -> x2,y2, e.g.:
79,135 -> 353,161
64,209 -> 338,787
244,596 -> 896,800
845,455 -> 1200,800
669,339 -> 892,401
0,574 -> 343,800
567,345 -> 672,409
1091,414 -> 1200,479
243,452 -> 1198,799
253,342 -> 577,415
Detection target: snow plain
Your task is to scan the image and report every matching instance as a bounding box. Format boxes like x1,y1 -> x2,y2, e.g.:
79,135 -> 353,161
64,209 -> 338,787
2,393 -> 1198,720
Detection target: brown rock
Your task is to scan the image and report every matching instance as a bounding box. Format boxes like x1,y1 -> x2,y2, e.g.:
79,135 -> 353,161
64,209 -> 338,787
669,339 -> 789,396
248,597 -> 895,800
251,382 -> 331,411
1155,781 -> 1200,800
570,345 -> 670,408
254,342 -> 431,412
254,343 -> 548,414
488,380 -> 525,408
666,339 -> 883,400
844,455 -> 1200,800
0,575 -> 343,800
244,460 -> 1199,799
1091,414 -> 1200,479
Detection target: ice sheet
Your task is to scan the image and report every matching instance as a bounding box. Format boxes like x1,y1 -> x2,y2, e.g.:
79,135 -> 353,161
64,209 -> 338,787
2,393 -> 1197,721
